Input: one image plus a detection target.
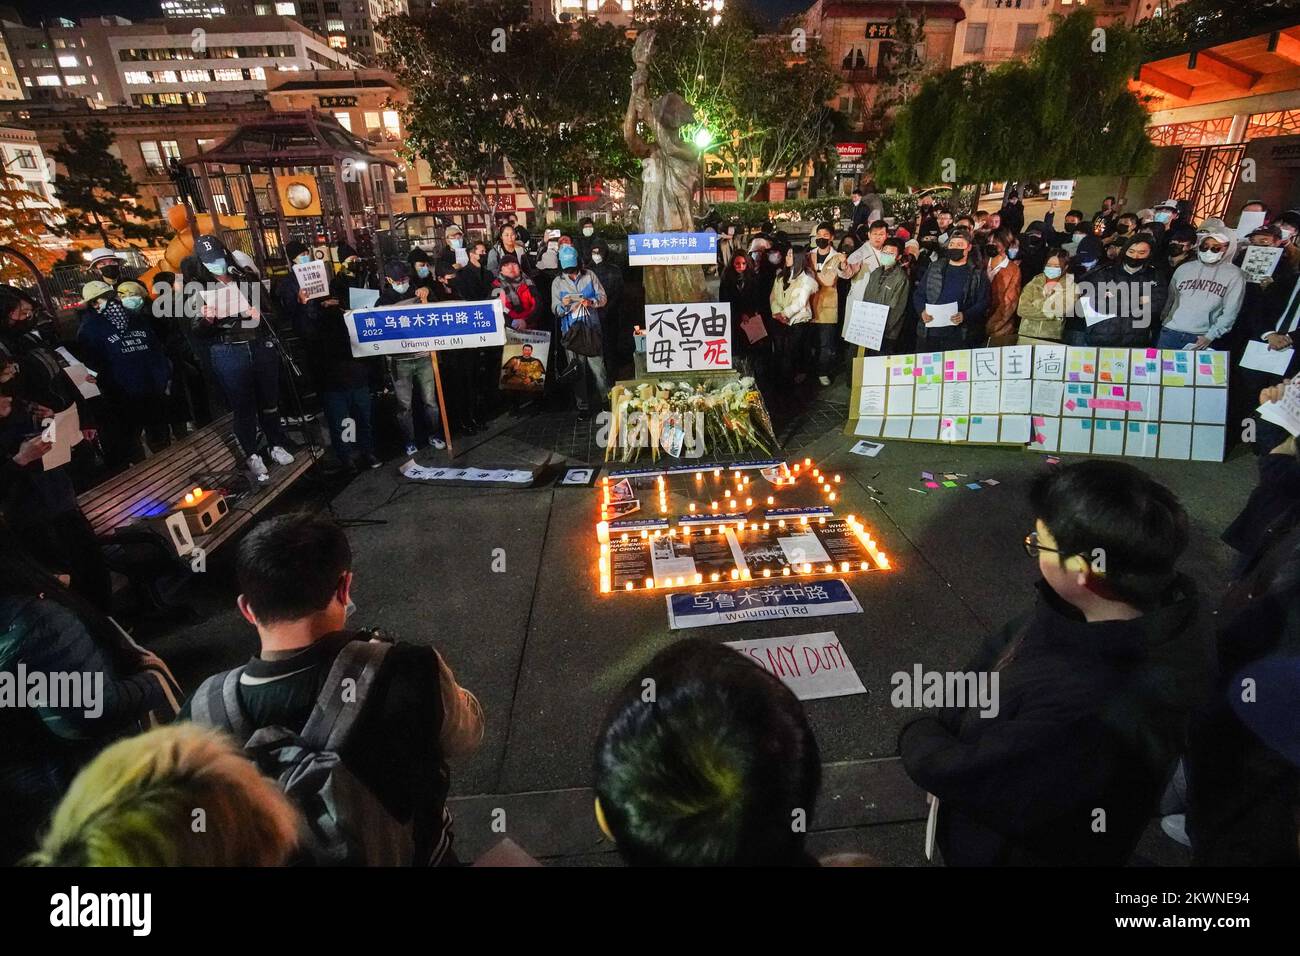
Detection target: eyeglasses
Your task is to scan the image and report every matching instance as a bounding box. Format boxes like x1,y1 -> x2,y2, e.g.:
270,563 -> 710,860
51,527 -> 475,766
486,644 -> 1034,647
1022,531 -> 1060,559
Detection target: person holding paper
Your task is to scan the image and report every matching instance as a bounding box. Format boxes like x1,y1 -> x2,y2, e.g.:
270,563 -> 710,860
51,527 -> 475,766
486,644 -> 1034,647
189,234 -> 295,481
1157,219 -> 1246,351
913,229 -> 990,352
75,280 -> 172,469
1016,248 -> 1076,343
900,461 -> 1206,866
1080,237 -> 1167,348
1235,250 -> 1300,452
857,236 -> 910,355
720,252 -> 770,374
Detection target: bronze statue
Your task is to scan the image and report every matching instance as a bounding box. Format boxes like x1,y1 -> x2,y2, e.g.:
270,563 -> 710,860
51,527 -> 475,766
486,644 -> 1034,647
624,29 -> 705,304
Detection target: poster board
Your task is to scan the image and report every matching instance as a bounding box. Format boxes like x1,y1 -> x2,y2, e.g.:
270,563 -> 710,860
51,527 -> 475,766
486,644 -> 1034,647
643,302 -> 732,373
846,344 -> 1228,461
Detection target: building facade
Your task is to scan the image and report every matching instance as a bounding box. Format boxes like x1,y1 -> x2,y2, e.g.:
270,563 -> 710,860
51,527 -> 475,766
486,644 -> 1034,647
232,0 -> 408,61
0,124 -> 61,234
0,14 -> 357,108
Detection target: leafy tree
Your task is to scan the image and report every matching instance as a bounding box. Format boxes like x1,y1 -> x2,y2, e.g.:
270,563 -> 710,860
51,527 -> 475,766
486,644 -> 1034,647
643,0 -> 841,201
50,121 -> 158,246
876,10 -> 1154,192
1136,0 -> 1300,53
379,1 -> 635,223
0,164 -> 61,276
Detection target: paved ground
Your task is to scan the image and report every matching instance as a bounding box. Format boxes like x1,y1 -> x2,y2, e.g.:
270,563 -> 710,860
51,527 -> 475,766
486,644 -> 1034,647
140,374 -> 1251,865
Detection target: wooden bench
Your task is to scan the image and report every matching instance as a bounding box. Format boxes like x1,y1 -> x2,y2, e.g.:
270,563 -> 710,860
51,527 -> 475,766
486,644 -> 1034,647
77,412 -> 320,556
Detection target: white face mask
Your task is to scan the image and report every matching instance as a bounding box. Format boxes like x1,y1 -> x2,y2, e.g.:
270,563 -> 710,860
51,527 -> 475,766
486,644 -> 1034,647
1282,227 -> 1297,242
591,253 -> 603,264
582,226 -> 594,237
1198,248 -> 1224,264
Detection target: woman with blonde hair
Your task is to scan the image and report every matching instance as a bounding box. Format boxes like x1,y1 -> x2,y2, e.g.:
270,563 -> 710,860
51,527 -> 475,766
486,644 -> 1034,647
27,724 -> 300,867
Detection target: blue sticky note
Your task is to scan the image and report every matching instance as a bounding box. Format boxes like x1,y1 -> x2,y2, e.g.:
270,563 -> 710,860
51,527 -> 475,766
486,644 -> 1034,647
966,482 -> 982,490
1110,420 -> 1121,430
1128,422 -> 1139,432
1147,424 -> 1158,434
1082,420 -> 1093,429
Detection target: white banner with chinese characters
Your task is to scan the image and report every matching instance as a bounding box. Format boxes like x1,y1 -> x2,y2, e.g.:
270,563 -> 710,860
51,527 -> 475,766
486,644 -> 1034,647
643,301 -> 733,373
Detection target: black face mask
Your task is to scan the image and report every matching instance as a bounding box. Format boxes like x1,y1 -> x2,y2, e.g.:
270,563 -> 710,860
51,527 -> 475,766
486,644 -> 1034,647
1115,224 -> 1130,235
946,248 -> 966,263
816,237 -> 830,250
1122,255 -> 1146,271
98,265 -> 121,282
1064,221 -> 1080,232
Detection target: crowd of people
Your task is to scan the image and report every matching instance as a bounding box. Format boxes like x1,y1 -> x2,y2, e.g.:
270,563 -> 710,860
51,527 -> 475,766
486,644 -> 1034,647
719,192 -> 1299,437
2,446 -> 1297,866
1,194 -> 1297,869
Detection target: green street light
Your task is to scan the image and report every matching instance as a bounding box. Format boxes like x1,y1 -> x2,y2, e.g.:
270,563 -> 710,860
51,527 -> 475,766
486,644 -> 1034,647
693,126 -> 713,151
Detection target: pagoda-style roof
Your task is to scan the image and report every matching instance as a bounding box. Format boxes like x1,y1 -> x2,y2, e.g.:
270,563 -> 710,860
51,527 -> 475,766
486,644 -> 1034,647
179,110 -> 395,169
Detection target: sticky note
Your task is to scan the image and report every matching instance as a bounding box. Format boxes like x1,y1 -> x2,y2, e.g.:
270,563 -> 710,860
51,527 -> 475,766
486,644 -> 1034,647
942,480 -> 958,488
924,481 -> 939,489
966,483 -> 982,490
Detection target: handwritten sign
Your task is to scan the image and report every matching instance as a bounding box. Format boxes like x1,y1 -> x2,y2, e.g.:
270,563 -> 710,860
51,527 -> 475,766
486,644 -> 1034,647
1240,245 -> 1284,283
644,301 -> 732,373
844,300 -> 889,350
628,232 -> 719,266
1048,180 -> 1075,202
725,631 -> 866,700
345,299 -> 505,356
292,259 -> 331,299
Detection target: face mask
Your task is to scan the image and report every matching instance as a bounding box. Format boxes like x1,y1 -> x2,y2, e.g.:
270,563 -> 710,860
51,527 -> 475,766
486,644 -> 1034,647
946,248 -> 966,263
877,252 -> 897,269
582,226 -> 594,237
591,253 -> 603,264
295,253 -> 313,265
99,265 -> 121,281
93,298 -> 110,312
450,237 -> 463,249
392,282 -> 409,294
1115,224 -> 1130,235
1155,211 -> 1173,223
1007,247 -> 1019,260
1122,256 -> 1145,274
1281,227 -> 1297,241
207,258 -> 228,276
121,295 -> 144,311
816,237 -> 830,249
1198,248 -> 1224,264
1072,233 -> 1087,244
1043,265 -> 1063,280
768,252 -> 782,264
416,265 -> 430,277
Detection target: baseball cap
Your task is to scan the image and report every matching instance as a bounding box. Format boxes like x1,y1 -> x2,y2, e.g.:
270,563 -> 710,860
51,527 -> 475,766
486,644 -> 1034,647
194,234 -> 228,264
81,280 -> 114,303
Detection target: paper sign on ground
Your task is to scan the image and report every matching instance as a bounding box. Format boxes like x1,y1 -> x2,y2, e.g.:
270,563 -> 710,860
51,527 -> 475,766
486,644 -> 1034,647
725,632 -> 866,701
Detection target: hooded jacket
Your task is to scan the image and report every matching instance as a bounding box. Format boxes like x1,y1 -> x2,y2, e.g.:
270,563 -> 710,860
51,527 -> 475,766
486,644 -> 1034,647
1161,226 -> 1246,342
900,577 -> 1208,866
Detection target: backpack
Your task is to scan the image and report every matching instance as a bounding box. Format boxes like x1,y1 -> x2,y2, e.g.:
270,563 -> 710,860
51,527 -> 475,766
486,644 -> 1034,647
190,639 -> 415,866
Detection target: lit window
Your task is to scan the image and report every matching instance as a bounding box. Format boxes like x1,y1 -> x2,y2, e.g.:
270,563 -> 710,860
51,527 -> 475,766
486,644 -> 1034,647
196,139 -> 215,152
334,111 -> 352,131
382,109 -> 400,139
249,67 -> 266,80
125,71 -> 151,84
276,2 -> 297,12
140,141 -> 165,173
64,75 -> 86,85
57,54 -> 77,68
213,68 -> 241,81
157,71 -> 179,83
180,69 -> 211,83
36,75 -> 61,87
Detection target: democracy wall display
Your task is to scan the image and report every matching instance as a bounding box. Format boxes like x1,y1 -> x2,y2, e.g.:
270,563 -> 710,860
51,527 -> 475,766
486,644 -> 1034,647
847,344 -> 1229,462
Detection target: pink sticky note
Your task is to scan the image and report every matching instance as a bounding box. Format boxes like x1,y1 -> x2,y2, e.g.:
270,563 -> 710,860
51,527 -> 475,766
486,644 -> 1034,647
924,481 -> 939,489
913,368 -> 922,377
1065,399 -> 1077,411
1032,416 -> 1045,426
945,361 -> 955,369
1034,433 -> 1046,444
1146,349 -> 1157,358
957,372 -> 968,381
1112,386 -> 1123,396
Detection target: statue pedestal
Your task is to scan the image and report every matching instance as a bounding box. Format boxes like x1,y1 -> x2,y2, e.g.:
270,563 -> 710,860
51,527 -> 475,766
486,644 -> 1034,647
643,262 -> 706,307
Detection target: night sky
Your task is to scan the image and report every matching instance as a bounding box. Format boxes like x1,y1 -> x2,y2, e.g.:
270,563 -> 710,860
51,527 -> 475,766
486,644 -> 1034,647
1,0 -> 810,28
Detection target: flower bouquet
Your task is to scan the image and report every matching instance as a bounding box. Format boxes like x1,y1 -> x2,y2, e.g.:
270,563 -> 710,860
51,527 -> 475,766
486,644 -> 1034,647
605,375 -> 776,463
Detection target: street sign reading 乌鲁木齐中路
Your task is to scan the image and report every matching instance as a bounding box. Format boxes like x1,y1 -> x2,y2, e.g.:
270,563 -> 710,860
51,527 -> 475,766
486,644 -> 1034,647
643,301 -> 732,373
345,299 -> 505,357
628,232 -> 718,266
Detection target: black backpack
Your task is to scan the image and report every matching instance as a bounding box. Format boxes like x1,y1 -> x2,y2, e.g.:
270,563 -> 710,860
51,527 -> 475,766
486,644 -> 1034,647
190,639 -> 414,866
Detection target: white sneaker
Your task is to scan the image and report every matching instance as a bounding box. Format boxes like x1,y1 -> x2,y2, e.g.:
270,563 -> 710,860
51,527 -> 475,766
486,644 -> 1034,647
269,445 -> 294,466
404,444 -> 418,457
818,375 -> 831,386
429,436 -> 446,450
247,453 -> 269,482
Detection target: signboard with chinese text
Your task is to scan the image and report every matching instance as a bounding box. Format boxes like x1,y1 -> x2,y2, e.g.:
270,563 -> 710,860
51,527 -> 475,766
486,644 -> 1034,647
627,232 -> 719,266
345,299 -> 505,357
422,193 -> 518,214
669,583 -> 864,630
644,301 -> 732,373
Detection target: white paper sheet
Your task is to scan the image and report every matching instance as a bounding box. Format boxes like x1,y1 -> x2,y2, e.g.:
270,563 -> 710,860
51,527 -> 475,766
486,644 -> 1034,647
924,301 -> 957,329
1240,339 -> 1294,375
843,300 -> 889,350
